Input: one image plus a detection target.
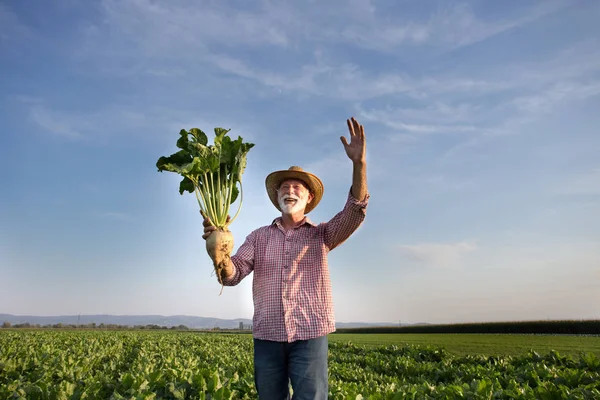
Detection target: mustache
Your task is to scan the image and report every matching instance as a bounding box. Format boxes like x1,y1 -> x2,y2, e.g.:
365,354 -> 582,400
281,194 -> 300,200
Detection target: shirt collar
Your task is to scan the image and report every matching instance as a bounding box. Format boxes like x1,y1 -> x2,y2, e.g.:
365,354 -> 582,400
271,215 -> 316,228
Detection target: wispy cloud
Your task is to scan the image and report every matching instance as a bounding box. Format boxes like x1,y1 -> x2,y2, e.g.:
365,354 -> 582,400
21,96 -> 270,152
398,241 -> 477,268
268,1 -> 569,52
198,56 -> 512,102
358,104 -> 481,135
69,0 -> 572,103
27,104 -> 150,141
26,102 -> 163,142
90,0 -> 290,55
506,37 -> 600,85
29,105 -> 87,139
423,1 -> 569,50
511,81 -> 600,115
208,53 -> 326,95
355,36 -> 600,151
303,152 -> 349,186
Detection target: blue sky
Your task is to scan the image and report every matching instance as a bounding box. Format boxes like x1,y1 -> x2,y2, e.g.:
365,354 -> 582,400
1,0 -> 599,324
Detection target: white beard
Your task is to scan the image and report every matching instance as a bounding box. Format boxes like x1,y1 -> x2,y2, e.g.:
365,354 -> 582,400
278,194 -> 308,215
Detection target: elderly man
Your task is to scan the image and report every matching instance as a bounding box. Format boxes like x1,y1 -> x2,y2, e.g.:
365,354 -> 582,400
202,117 -> 369,399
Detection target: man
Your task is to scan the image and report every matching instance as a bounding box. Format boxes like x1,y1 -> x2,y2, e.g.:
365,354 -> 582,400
201,117 -> 369,399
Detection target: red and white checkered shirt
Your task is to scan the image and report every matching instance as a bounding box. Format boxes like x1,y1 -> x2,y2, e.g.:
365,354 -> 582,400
223,189 -> 369,342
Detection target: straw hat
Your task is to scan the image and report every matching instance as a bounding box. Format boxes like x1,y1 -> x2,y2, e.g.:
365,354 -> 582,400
265,166 -> 324,214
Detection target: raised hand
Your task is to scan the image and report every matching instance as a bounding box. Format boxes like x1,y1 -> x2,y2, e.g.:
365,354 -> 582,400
341,117 -> 366,164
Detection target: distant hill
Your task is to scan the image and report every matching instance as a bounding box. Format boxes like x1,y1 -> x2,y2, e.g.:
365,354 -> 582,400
0,314 -> 251,329
0,314 -> 397,330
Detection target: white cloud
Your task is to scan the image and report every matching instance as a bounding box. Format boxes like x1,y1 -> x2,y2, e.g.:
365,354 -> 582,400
358,105 -> 480,135
276,1 -> 568,52
193,57 -> 511,102
511,81 -> 600,115
353,37 -> 600,153
208,53 -> 326,95
398,241 -> 477,268
69,0 -> 573,104
304,152 -> 349,187
426,1 -> 568,50
27,102 -> 168,141
28,104 -> 152,141
102,0 -> 288,49
29,105 -> 86,139
507,38 -> 600,86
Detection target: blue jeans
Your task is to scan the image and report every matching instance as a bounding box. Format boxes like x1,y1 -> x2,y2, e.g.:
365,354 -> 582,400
253,335 -> 328,400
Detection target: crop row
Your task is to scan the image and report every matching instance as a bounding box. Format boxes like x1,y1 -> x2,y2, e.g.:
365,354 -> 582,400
336,319 -> 600,335
1,331 -> 599,399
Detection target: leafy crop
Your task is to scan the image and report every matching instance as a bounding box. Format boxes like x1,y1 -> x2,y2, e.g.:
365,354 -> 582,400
1,331 -> 599,399
156,128 -> 254,228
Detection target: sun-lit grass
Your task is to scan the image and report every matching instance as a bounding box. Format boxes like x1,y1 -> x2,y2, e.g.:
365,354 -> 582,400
329,332 -> 600,357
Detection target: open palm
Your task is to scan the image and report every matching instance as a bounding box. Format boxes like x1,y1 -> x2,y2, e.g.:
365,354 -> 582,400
341,117 -> 366,163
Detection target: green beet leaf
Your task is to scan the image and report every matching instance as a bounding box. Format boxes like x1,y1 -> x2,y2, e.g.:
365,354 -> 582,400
156,126 -> 254,229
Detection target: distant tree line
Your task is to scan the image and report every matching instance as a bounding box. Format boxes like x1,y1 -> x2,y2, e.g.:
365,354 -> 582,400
0,321 -> 254,331
0,321 -> 191,330
336,320 -> 600,335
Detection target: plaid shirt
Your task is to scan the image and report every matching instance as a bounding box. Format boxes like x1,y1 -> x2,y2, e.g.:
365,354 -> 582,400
223,189 -> 369,342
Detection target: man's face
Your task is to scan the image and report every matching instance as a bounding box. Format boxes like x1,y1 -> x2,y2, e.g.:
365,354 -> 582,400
277,179 -> 313,215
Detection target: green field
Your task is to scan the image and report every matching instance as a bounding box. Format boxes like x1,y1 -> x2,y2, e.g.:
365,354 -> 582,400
2,330 -> 600,399
329,333 -> 600,358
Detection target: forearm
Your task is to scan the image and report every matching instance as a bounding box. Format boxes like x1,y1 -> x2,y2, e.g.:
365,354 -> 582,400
351,160 -> 367,201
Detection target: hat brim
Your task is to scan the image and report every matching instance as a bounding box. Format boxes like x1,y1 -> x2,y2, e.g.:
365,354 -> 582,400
265,169 -> 324,214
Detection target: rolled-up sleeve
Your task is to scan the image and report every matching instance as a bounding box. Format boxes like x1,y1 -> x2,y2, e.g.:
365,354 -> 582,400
324,188 -> 370,251
222,229 -> 256,286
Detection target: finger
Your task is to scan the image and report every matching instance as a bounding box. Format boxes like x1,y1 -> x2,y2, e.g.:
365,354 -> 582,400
340,136 -> 349,146
201,212 -> 213,227
200,210 -> 211,224
200,209 -> 210,222
352,117 -> 361,134
347,118 -> 356,136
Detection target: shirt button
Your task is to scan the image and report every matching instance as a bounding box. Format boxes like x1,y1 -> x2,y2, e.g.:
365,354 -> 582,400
283,265 -> 288,269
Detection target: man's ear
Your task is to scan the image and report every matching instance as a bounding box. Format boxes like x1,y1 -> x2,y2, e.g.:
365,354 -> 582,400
307,192 -> 314,203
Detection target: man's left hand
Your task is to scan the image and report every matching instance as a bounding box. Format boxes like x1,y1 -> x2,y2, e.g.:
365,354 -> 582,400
341,117 -> 366,164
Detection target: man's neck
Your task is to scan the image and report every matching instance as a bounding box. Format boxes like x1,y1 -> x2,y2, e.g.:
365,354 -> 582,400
281,212 -> 306,230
